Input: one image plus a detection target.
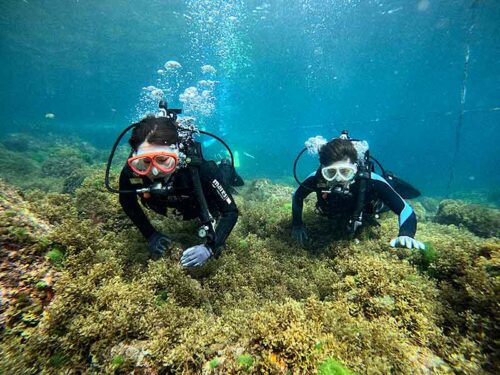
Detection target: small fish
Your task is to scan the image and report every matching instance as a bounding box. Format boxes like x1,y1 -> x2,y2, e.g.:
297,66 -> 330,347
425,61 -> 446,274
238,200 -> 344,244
387,7 -> 403,14
243,152 -> 255,159
45,113 -> 55,119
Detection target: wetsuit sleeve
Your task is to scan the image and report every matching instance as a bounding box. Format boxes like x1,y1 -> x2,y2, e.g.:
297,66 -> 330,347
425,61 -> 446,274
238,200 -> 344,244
370,173 -> 417,237
200,163 -> 239,257
118,165 -> 156,239
292,174 -> 317,227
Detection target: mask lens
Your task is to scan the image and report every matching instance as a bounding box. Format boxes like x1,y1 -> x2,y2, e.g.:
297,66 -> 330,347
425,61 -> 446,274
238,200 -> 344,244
321,167 -> 337,181
130,156 -> 152,173
339,167 -> 355,179
153,155 -> 177,173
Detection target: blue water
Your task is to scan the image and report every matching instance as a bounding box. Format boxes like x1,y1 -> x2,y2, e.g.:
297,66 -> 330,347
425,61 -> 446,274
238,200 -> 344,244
1,0 -> 499,196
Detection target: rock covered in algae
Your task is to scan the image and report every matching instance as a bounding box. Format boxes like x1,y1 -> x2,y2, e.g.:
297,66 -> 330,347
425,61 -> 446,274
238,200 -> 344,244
0,132 -> 107,193
1,133 -> 42,153
242,178 -> 295,201
0,179 -> 57,353
0,176 -> 498,374
435,199 -> 500,238
0,179 -> 51,242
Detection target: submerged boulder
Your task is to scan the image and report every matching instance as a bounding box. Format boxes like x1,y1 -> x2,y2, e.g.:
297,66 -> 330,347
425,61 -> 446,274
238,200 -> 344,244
243,178 -> 294,201
435,199 -> 500,238
0,179 -> 51,242
0,179 -> 56,345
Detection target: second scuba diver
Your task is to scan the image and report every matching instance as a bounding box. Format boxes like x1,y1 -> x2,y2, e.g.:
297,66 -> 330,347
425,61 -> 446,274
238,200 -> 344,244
105,102 -> 242,268
292,131 -> 425,250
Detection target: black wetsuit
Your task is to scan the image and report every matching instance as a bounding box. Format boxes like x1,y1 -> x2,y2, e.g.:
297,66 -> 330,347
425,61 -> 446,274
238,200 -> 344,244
292,169 -> 417,237
119,160 -> 238,256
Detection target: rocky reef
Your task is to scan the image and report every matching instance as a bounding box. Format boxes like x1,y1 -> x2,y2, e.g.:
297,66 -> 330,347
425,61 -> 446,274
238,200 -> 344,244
0,142 -> 499,374
435,199 -> 500,238
0,132 -> 107,193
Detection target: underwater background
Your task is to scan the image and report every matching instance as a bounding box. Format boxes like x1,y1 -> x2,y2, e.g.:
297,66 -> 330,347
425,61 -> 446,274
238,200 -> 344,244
1,0 -> 499,195
1,0 -> 499,374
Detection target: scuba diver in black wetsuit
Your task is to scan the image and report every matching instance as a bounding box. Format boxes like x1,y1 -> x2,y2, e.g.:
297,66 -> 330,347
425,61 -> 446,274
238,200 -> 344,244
105,102 -> 242,268
291,131 -> 425,250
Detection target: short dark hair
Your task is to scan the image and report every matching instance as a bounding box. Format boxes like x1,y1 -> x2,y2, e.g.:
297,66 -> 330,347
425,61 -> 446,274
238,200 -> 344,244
128,116 -> 179,151
319,138 -> 357,165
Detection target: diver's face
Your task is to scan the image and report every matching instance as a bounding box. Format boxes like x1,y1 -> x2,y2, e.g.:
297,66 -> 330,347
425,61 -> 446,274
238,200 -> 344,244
131,141 -> 179,180
321,157 -> 357,184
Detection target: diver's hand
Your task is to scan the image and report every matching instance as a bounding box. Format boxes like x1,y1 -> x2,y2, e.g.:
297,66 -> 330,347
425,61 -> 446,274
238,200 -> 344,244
292,225 -> 309,245
180,244 -> 213,268
390,236 -> 425,250
148,232 -> 172,256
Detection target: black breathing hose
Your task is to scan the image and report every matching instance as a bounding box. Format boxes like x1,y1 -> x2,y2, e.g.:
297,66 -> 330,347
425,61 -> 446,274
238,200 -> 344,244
104,123 -> 138,194
293,147 -> 316,191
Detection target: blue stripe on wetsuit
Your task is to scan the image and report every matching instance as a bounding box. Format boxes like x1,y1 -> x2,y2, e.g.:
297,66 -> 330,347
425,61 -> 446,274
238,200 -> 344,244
370,172 -> 417,237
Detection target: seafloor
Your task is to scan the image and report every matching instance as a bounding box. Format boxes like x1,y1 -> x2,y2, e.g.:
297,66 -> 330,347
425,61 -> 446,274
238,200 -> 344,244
0,133 -> 498,374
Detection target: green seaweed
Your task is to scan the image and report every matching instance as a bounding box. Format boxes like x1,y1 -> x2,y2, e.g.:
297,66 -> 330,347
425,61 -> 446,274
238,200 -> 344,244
46,248 -> 64,266
111,355 -> 125,368
48,353 -> 68,368
422,241 -> 438,262
35,280 -> 48,290
318,358 -> 356,375
155,290 -> 169,305
209,357 -> 220,369
238,354 -> 254,370
410,241 -> 439,272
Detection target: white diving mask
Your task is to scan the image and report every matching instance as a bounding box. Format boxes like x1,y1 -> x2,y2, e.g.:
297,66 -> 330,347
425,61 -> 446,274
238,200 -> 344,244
321,161 -> 358,182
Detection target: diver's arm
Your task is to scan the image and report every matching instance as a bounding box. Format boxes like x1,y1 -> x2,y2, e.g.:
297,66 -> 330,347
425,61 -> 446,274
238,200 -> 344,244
201,164 -> 239,257
292,174 -> 317,227
118,165 -> 156,239
370,172 -> 417,237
